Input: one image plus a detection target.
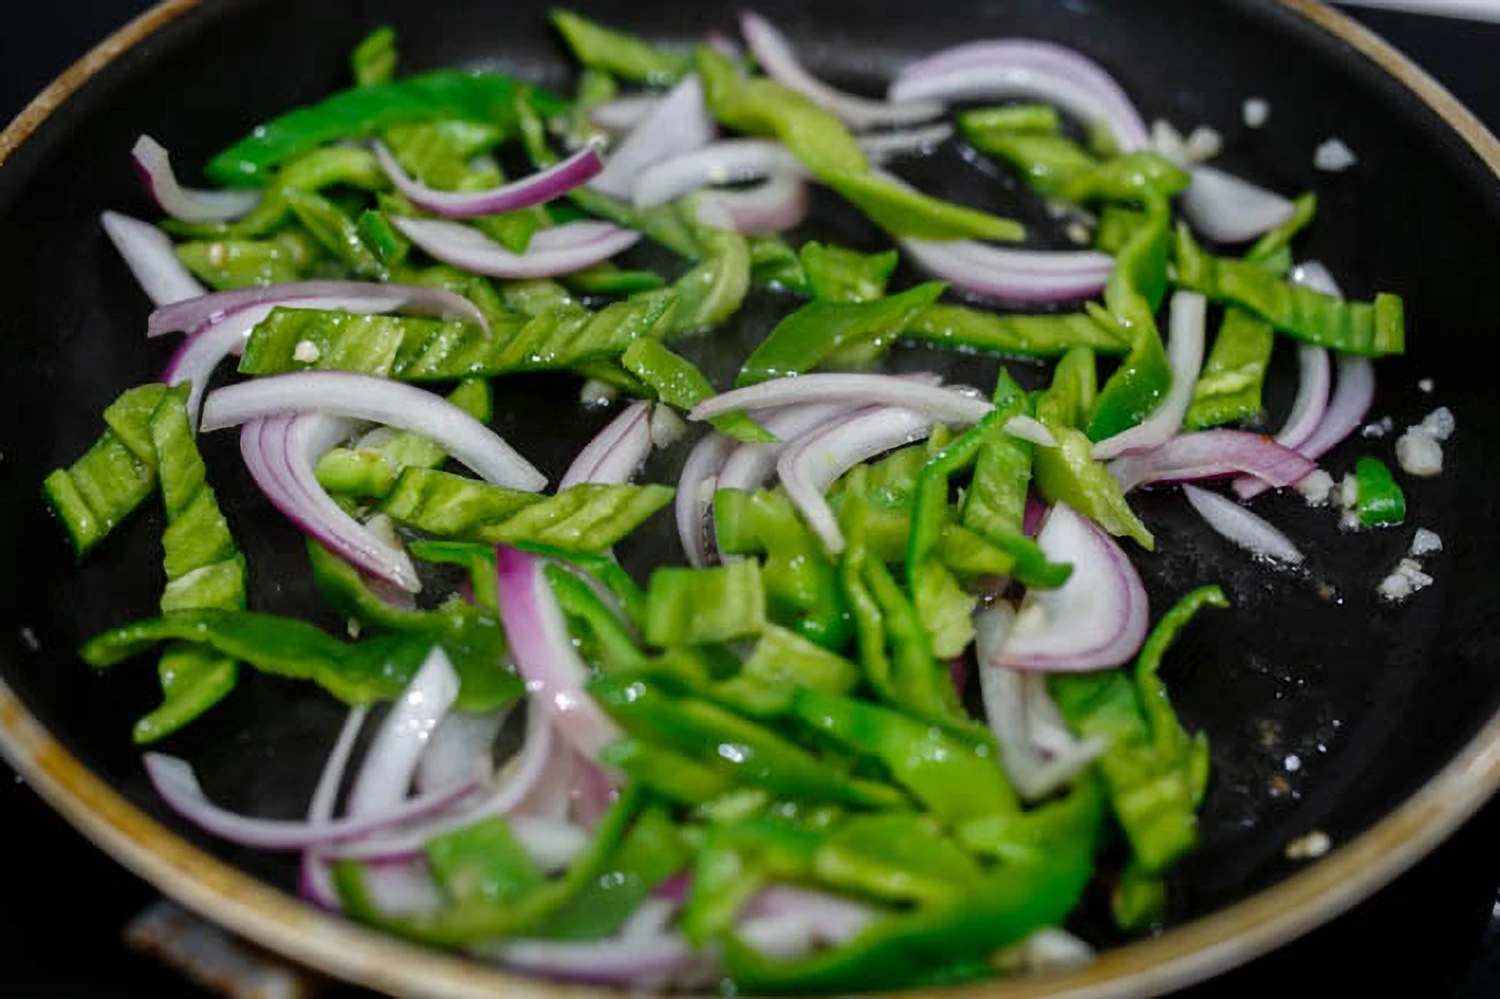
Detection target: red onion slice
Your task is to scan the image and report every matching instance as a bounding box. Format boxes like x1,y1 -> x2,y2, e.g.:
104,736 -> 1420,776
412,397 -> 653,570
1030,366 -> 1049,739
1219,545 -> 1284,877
375,141 -> 602,219
203,372 -> 546,491
1178,165 -> 1297,244
415,708 -> 512,794
298,706 -> 369,909
695,373 -> 1008,431
590,75 -> 715,200
716,403 -> 854,494
393,217 -> 641,279
900,236 -> 1113,304
780,406 -> 934,554
482,933 -> 712,987
1109,429 -> 1316,494
149,280 -> 491,338
496,546 -> 622,760
101,211 -> 206,306
999,503 -> 1149,672
696,174 -> 812,235
346,648 -> 460,816
857,123 -> 955,160
1276,346 -> 1333,453
322,704 -> 569,864
561,402 -> 654,489
242,415 -> 422,590
890,40 -> 1150,151
739,11 -> 942,129
143,750 -> 476,850
590,94 -> 664,132
677,434 -> 736,567
132,135 -> 261,224
163,305 -> 275,429
631,139 -> 801,210
1184,484 -> 1304,564
738,886 -> 877,960
1092,291 -> 1207,459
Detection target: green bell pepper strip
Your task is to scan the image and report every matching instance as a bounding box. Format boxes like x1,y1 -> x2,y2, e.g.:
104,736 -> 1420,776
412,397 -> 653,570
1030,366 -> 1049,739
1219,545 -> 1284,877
514,91 -> 700,258
383,471 -> 671,553
958,104 -> 1061,137
315,380 -> 492,500
1175,224 -> 1406,356
696,46 -> 1022,241
564,68 -> 618,146
1033,350 -> 1154,548
176,231 -> 320,290
285,189 -> 387,280
351,26 -> 398,88
683,816 -> 824,945
1246,191 -> 1317,267
1113,860 -> 1168,930
239,291 -> 679,381
356,209 -> 410,267
799,242 -> 899,303
1060,151 -> 1193,204
43,384 -> 170,559
712,488 -> 851,648
1095,203 -> 1148,255
713,624 -> 861,717
378,468 -> 540,537
428,817 -> 546,906
562,262 -> 666,296
863,556 -> 972,728
643,559 -> 767,646
619,339 -> 773,443
135,386 -> 247,744
591,674 -> 905,809
601,738 -> 739,805
382,119 -> 505,189
550,9 -> 693,86
1135,585 -> 1224,774
901,303 -> 1127,358
1036,345 -> 1097,432
667,200 -> 751,336
736,282 -> 946,386
789,688 -> 1015,823
956,772 -> 1106,864
85,610 -> 437,706
333,785 -> 646,946
959,372 -> 1074,589
529,804 -> 691,940
722,806 -> 1101,993
749,235 -> 810,293
815,813 -> 984,907
1050,669 -> 1199,873
1182,307 -> 1275,431
545,563 -> 646,674
1085,191 -> 1175,442
305,540 -> 518,713
206,70 -> 568,187
171,146 -> 390,239
1354,456 -> 1407,527
963,132 -> 1099,198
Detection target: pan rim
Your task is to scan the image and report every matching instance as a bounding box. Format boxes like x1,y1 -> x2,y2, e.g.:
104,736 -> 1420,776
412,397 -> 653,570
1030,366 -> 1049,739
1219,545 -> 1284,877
2,1 -> 1497,996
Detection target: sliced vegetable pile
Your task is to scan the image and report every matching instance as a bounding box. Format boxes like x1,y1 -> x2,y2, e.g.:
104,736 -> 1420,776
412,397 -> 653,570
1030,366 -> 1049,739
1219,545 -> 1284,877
47,10 -> 1418,991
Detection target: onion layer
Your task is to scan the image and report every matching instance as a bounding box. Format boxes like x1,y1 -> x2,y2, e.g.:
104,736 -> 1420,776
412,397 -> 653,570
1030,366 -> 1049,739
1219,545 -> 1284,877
590,75 -> 715,200
1178,165 -> 1297,244
133,135 -> 261,224
1108,429 -> 1315,494
375,141 -> 602,218
393,217 -> 641,279
149,280 -> 490,338
101,211 -> 206,306
1184,484 -> 1304,564
1091,291 -> 1207,459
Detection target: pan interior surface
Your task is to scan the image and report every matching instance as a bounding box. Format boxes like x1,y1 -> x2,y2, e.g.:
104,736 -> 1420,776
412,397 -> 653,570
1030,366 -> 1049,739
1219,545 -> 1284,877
1,0 -> 1499,995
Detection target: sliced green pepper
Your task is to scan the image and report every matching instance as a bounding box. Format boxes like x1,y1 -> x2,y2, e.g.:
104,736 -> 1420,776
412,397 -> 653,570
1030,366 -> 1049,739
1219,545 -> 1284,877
799,242 -> 899,303
550,9 -> 693,86
643,559 -> 767,646
351,26 -> 399,87
901,304 -> 1127,358
620,339 -> 772,443
1354,456 -> 1407,527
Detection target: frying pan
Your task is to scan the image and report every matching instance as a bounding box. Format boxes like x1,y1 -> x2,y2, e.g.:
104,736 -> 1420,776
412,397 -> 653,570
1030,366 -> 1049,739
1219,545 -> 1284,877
3,0 -> 1499,995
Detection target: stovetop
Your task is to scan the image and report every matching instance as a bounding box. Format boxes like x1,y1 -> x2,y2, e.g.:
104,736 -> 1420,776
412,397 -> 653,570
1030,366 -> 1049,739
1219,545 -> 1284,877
3,3 -> 1499,997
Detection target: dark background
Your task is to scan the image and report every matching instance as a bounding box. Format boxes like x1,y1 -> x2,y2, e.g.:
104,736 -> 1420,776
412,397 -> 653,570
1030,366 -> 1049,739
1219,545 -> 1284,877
2,2 -> 1499,997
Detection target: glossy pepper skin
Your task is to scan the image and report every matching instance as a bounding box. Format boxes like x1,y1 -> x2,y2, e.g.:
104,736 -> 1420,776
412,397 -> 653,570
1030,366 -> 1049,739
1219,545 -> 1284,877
1354,457 -> 1407,527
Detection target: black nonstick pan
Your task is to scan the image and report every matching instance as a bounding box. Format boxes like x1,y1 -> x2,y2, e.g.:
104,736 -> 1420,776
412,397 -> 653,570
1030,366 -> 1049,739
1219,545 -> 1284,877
3,1 -> 1500,996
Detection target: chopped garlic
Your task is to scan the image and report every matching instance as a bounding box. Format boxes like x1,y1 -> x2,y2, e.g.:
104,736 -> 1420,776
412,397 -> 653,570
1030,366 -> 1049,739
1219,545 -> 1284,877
292,339 -> 321,363
579,379 -> 618,408
1335,473 -> 1359,510
1378,557 -> 1433,603
649,404 -> 685,448
1151,119 -> 1186,163
1183,126 -> 1223,164
1065,221 -> 1091,245
1295,469 -> 1335,507
1361,416 -> 1393,439
1314,138 -> 1358,172
1243,97 -> 1270,129
1395,429 -> 1443,478
1419,406 -> 1455,442
1418,378 -> 1435,394
347,618 -> 362,639
1285,830 -> 1331,860
1410,528 -> 1443,557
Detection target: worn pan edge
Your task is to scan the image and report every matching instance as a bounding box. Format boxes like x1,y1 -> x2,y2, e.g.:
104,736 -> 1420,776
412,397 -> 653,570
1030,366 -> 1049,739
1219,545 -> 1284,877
1,1 -> 1497,996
